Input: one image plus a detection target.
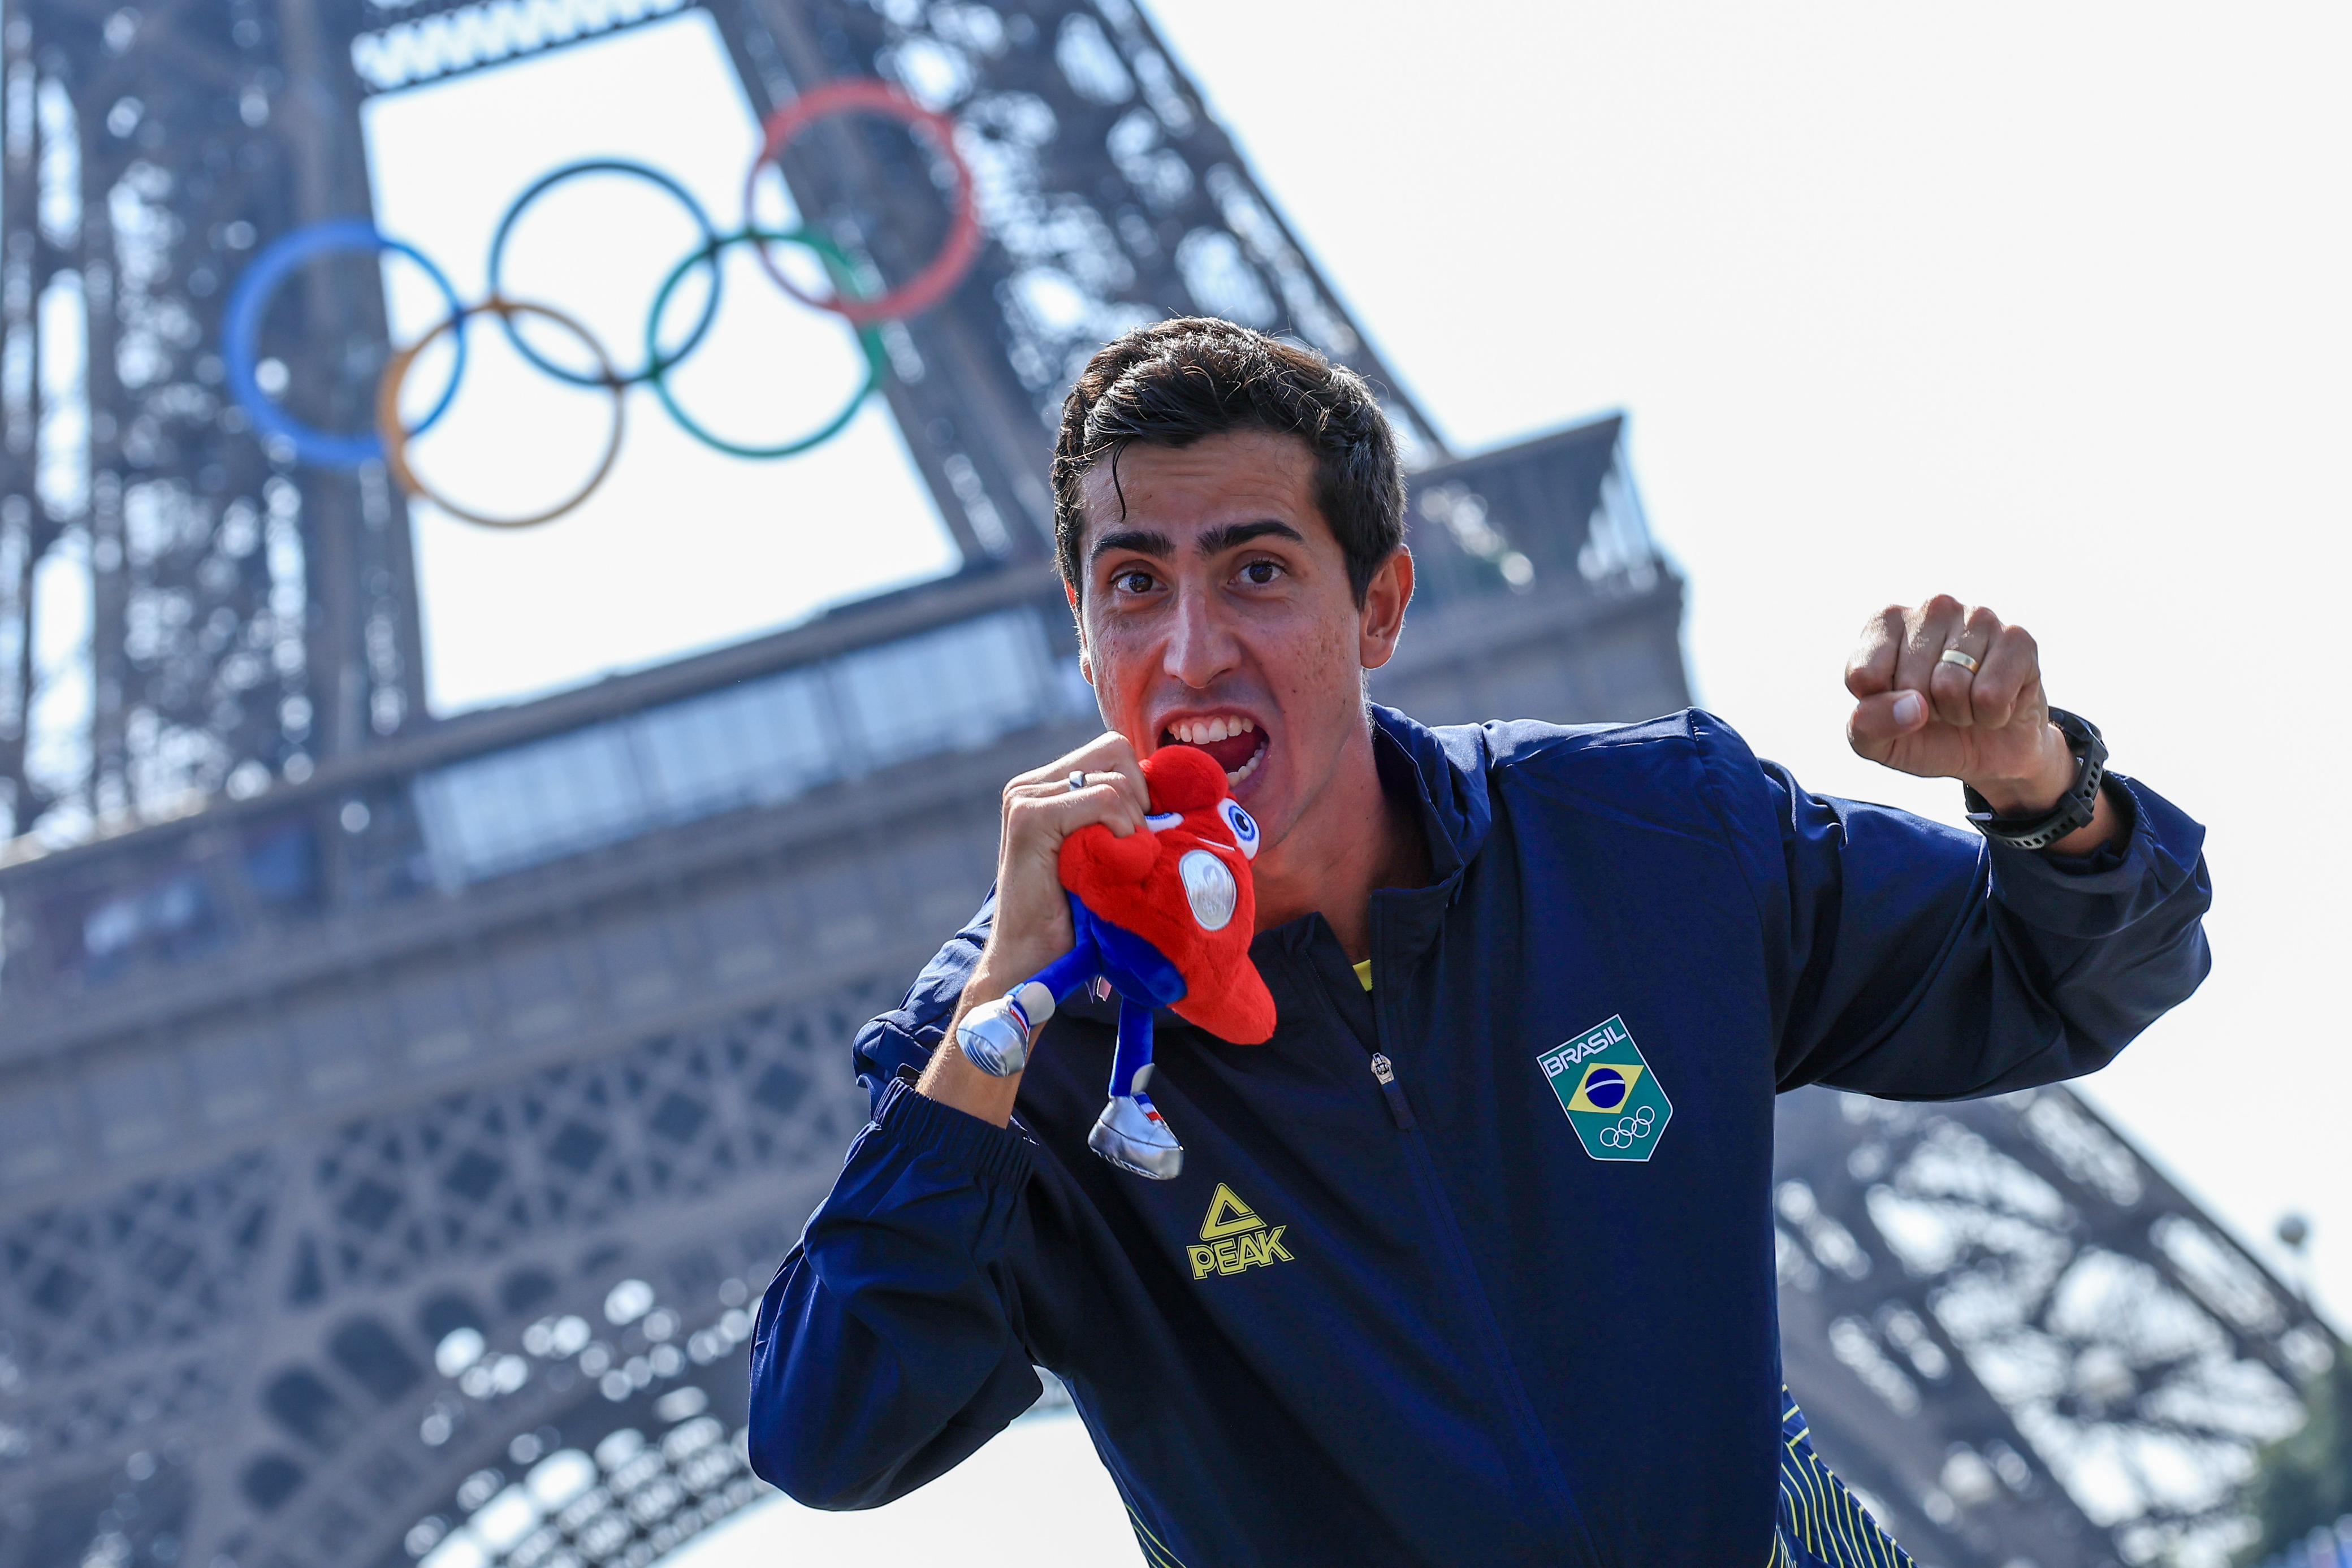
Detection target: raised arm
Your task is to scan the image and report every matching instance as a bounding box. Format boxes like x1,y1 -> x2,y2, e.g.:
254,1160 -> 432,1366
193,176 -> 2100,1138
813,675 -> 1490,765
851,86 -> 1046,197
1706,597 -> 2212,1097
1726,748 -> 2211,1096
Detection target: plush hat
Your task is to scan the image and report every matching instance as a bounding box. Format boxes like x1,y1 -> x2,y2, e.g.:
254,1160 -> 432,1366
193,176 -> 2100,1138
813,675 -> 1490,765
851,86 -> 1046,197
1057,746 -> 1278,1044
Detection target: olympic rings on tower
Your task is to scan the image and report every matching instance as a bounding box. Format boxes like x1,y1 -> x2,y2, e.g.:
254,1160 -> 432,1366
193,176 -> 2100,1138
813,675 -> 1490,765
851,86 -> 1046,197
215,76 -> 985,529
645,227 -> 888,461
743,79 -> 981,327
377,298 -> 626,530
487,158 -> 724,388
224,218 -> 469,469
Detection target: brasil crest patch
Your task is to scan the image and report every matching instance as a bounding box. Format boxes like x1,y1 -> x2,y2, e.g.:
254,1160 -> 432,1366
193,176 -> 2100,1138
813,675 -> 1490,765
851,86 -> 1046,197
1537,1015 -> 1672,1163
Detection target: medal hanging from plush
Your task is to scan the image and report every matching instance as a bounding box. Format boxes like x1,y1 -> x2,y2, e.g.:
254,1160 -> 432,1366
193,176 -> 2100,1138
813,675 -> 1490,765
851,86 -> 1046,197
957,746 -> 1278,1177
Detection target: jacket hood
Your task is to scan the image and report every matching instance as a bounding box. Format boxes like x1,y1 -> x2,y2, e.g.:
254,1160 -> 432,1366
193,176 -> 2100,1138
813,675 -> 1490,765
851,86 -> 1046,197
1367,704 -> 1491,885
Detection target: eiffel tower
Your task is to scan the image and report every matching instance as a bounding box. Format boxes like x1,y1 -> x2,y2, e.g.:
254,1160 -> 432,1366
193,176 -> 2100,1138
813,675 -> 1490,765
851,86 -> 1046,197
0,4 -> 2324,1567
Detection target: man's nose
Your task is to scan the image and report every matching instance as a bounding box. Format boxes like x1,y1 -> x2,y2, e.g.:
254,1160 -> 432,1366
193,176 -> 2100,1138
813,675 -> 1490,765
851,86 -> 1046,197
1162,586 -> 1240,688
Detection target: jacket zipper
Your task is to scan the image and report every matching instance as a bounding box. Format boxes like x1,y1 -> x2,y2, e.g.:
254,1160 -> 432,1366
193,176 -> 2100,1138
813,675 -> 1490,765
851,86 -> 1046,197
1359,964 -> 1601,1566
1367,1053 -> 1416,1128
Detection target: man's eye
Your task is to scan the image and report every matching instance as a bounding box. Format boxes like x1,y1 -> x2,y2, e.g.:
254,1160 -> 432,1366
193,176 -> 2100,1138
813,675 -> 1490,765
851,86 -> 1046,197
1113,569 -> 1156,595
1239,560 -> 1282,586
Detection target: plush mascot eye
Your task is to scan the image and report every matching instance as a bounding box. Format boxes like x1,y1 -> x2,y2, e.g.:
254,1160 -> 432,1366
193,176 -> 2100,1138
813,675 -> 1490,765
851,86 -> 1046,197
1219,799 -> 1260,860
1144,811 -> 1183,833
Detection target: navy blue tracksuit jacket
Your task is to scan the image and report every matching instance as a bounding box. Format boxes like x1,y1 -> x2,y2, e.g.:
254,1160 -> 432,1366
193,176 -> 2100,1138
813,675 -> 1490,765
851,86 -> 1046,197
747,707 -> 2212,1566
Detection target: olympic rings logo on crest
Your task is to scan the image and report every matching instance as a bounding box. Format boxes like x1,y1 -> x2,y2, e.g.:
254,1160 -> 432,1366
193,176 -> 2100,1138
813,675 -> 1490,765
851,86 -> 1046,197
1597,1104 -> 1657,1149
223,79 -> 975,529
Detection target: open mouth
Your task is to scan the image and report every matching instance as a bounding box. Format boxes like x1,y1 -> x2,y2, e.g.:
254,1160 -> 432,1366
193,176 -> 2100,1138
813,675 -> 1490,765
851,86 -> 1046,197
1160,714 -> 1269,787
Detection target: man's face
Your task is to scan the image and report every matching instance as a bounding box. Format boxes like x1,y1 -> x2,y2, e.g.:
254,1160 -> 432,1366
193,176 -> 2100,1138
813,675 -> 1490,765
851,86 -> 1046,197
1074,429 -> 1410,859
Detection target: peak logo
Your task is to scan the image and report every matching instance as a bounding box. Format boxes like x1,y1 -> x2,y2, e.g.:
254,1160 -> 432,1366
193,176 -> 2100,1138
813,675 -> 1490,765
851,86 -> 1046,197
1188,1183 -> 1295,1280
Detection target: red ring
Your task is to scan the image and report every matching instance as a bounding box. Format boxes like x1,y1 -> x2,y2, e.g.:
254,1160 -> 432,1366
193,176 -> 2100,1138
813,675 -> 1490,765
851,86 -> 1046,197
742,79 -> 982,326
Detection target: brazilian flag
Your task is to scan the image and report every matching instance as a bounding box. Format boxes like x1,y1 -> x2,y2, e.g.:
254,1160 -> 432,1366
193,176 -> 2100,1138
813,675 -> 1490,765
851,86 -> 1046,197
1535,1015 -> 1674,1162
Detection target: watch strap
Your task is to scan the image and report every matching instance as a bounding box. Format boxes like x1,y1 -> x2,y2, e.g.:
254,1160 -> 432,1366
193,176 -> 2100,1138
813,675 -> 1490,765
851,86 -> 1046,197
1962,708 -> 2108,851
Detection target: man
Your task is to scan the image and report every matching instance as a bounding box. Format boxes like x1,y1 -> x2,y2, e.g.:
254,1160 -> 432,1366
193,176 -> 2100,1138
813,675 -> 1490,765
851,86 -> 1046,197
746,318 -> 2211,1565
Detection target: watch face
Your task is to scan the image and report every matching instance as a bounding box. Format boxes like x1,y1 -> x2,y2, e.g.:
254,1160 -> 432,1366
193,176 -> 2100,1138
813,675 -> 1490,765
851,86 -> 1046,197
2048,707 -> 2108,766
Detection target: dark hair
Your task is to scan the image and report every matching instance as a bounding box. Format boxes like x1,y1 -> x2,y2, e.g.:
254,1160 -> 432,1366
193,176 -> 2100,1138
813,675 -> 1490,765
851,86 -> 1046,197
1051,318 -> 1405,604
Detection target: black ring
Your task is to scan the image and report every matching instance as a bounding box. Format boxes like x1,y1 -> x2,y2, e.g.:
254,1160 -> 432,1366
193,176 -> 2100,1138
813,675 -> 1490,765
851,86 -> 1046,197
486,158 -> 724,387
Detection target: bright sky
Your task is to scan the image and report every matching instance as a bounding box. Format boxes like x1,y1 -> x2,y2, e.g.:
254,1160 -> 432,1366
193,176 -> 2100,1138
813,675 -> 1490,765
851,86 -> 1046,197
675,1410 -> 1130,1565
354,5 -> 2352,1561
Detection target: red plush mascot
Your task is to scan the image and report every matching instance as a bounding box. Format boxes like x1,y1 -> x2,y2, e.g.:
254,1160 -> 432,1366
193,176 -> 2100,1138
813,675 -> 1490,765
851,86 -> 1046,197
955,746 -> 1277,1177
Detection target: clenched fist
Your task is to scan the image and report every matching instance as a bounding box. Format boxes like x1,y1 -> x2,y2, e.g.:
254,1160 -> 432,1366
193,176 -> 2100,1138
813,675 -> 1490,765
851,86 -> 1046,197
917,730 -> 1152,1127
1844,596 -> 2117,850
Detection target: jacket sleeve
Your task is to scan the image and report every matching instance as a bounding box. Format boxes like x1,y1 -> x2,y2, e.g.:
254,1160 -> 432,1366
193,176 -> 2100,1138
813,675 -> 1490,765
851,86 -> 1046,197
746,1066 -> 1045,1509
1688,711 -> 2213,1098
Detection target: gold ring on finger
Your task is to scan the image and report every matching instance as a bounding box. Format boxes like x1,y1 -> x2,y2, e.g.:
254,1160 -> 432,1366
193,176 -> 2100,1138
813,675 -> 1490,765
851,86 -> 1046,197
1938,648 -> 1981,675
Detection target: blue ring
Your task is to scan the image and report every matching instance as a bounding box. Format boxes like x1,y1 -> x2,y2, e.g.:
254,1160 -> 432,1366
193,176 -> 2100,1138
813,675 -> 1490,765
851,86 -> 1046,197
223,219 -> 467,469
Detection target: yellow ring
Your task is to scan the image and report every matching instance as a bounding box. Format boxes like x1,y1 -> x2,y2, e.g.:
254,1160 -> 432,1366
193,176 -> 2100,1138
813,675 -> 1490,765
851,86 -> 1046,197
376,296 -> 625,530
1937,647 -> 1981,675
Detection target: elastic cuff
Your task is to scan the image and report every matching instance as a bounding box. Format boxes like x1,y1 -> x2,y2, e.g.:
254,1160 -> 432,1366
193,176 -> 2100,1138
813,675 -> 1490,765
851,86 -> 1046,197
874,1076 -> 1037,1188
2035,774 -> 2141,873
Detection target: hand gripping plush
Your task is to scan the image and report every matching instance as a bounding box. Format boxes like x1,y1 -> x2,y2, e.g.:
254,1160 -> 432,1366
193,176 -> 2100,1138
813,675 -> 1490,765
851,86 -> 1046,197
956,746 -> 1278,1179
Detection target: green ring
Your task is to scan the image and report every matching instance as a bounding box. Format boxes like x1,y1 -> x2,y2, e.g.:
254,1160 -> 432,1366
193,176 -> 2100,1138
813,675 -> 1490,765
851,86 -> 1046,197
644,226 -> 888,460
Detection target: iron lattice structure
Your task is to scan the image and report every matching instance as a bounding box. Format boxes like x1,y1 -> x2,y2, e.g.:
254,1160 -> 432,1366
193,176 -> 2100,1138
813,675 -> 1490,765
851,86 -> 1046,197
0,0 -> 425,847
0,3 -> 2326,1567
0,0 -> 1443,850
1776,1086 -> 2333,1568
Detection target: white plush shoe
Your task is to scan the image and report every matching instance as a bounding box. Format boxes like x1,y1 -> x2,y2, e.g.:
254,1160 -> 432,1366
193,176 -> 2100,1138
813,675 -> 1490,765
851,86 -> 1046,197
1088,1093 -> 1184,1180
954,982 -> 1057,1077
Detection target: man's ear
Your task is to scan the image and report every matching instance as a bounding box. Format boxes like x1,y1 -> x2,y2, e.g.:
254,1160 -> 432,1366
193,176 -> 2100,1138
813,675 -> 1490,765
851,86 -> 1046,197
1065,578 -> 1095,686
1358,547 -> 1415,672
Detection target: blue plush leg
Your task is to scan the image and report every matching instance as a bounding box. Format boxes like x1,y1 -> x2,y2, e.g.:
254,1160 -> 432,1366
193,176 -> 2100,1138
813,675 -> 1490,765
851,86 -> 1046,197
1028,943 -> 1099,1006
1089,994 -> 1183,1179
1109,994 -> 1156,1098
954,926 -> 1098,1079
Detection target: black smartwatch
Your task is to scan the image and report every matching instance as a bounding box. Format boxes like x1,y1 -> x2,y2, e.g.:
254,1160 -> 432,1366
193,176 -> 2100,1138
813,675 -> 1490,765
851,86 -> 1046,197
1962,708 -> 2108,851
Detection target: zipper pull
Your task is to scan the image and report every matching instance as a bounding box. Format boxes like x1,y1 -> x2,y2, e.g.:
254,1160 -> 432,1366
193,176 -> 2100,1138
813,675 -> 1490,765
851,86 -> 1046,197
1368,1053 -> 1417,1128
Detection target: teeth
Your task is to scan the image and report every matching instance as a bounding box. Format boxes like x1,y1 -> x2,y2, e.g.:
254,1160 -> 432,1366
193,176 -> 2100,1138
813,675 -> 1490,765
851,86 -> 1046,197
1169,715 -> 1257,745
1225,735 -> 1266,787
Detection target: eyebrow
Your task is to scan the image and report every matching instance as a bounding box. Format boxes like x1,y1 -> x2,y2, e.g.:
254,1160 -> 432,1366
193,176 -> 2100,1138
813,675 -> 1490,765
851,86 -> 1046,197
1199,519 -> 1304,556
1089,526 -> 1174,565
1088,518 -> 1304,567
